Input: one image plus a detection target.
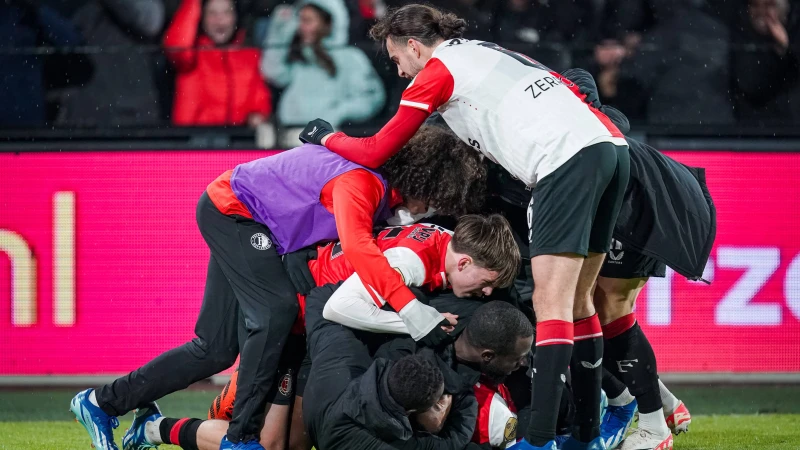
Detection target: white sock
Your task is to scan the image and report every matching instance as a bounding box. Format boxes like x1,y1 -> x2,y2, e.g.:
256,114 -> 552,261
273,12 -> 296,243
608,388 -> 636,407
658,379 -> 680,413
145,417 -> 165,445
88,390 -> 100,408
638,410 -> 670,437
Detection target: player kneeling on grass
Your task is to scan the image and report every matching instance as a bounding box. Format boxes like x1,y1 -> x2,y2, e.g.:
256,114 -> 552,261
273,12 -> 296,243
70,125 -> 488,450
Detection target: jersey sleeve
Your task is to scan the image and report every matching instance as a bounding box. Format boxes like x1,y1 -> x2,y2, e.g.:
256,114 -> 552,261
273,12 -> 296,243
323,106 -> 429,169
323,58 -> 454,169
330,171 -> 418,312
399,58 -> 455,114
322,243 -> 445,340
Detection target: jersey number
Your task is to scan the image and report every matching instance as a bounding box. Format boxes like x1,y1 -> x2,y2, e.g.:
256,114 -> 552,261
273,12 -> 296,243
478,42 -> 550,72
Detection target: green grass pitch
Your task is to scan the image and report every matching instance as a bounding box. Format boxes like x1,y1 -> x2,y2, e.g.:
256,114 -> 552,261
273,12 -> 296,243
1,386 -> 799,450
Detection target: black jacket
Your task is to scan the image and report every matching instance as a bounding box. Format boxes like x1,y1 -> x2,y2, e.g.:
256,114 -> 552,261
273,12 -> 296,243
303,283 -> 480,450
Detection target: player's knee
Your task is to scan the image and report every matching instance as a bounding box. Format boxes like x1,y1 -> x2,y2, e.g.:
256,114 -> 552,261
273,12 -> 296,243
186,337 -> 238,371
572,295 -> 595,320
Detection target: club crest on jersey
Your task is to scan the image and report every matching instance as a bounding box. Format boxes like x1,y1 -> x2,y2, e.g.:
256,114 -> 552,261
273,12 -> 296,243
504,417 -> 518,444
251,233 -> 272,250
278,369 -> 294,396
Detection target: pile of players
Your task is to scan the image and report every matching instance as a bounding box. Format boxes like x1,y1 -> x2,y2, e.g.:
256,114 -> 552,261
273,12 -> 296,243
70,5 -> 714,450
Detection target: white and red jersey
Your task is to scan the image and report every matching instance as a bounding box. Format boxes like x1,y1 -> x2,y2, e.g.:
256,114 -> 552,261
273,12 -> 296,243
310,223 -> 451,293
319,223 -> 454,340
400,39 -> 627,186
473,379 -> 519,448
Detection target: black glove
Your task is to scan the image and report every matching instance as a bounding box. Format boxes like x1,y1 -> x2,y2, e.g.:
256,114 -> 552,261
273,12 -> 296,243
282,247 -> 318,296
418,319 -> 456,348
578,84 -> 602,109
299,118 -> 334,145
561,68 -> 602,110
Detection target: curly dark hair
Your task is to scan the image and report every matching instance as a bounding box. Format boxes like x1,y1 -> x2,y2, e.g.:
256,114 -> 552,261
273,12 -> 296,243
387,355 -> 444,412
464,301 -> 533,356
382,126 -> 487,217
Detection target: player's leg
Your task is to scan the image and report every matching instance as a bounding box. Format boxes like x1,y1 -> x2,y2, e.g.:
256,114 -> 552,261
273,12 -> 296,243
527,253 -> 583,448
288,352 -> 312,450
524,141 -> 629,449
72,253 -> 241,450
569,251 -> 606,444
196,192 -> 300,447
565,141 -> 630,448
594,276 -> 645,450
594,274 -> 672,450
288,396 -> 311,450
136,399 -> 292,450
258,333 -> 305,450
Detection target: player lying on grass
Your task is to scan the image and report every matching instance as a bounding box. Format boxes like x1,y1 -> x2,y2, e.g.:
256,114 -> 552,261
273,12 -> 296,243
70,125 -> 487,450
121,216 -> 521,450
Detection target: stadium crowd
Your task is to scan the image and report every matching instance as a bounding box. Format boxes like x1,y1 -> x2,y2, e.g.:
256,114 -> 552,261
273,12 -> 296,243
2,0 -> 800,129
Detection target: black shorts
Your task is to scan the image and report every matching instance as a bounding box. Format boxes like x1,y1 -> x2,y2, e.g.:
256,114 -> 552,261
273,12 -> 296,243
599,239 -> 667,279
266,333 -> 307,405
529,141 -> 630,257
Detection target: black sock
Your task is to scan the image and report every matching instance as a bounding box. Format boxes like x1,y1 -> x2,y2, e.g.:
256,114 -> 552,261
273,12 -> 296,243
570,314 -> 603,442
602,367 -> 627,399
525,320 -> 573,446
603,316 -> 662,414
159,417 -> 204,450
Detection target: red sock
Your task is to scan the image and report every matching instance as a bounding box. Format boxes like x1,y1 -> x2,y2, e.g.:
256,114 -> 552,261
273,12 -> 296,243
602,313 -> 636,339
536,319 -> 574,347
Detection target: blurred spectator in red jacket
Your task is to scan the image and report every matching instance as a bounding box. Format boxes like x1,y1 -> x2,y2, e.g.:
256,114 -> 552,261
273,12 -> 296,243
164,0 -> 272,127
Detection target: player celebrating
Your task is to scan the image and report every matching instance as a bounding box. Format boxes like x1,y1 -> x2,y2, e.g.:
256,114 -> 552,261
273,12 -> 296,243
299,5 -> 628,449
69,126 -> 485,450
557,69 -> 710,450
122,216 -> 521,450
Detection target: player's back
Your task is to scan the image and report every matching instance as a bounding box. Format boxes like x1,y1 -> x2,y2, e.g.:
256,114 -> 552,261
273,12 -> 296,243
432,39 -> 626,186
311,223 -> 452,290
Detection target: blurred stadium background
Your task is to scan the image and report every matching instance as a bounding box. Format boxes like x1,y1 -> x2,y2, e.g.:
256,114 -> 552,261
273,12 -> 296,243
2,0 -> 800,448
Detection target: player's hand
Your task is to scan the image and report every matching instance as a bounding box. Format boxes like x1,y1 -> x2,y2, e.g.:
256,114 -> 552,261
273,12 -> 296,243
299,118 -> 334,145
282,247 -> 318,296
578,85 -> 602,109
440,312 -> 458,332
418,319 -> 456,348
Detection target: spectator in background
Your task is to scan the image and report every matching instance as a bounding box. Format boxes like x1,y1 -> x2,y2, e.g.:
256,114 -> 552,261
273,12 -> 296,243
732,0 -> 800,122
0,0 -> 82,126
164,0 -> 272,127
607,0 -> 735,125
585,33 -> 648,121
261,0 -> 385,128
491,0 -> 594,46
55,0 -> 166,127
